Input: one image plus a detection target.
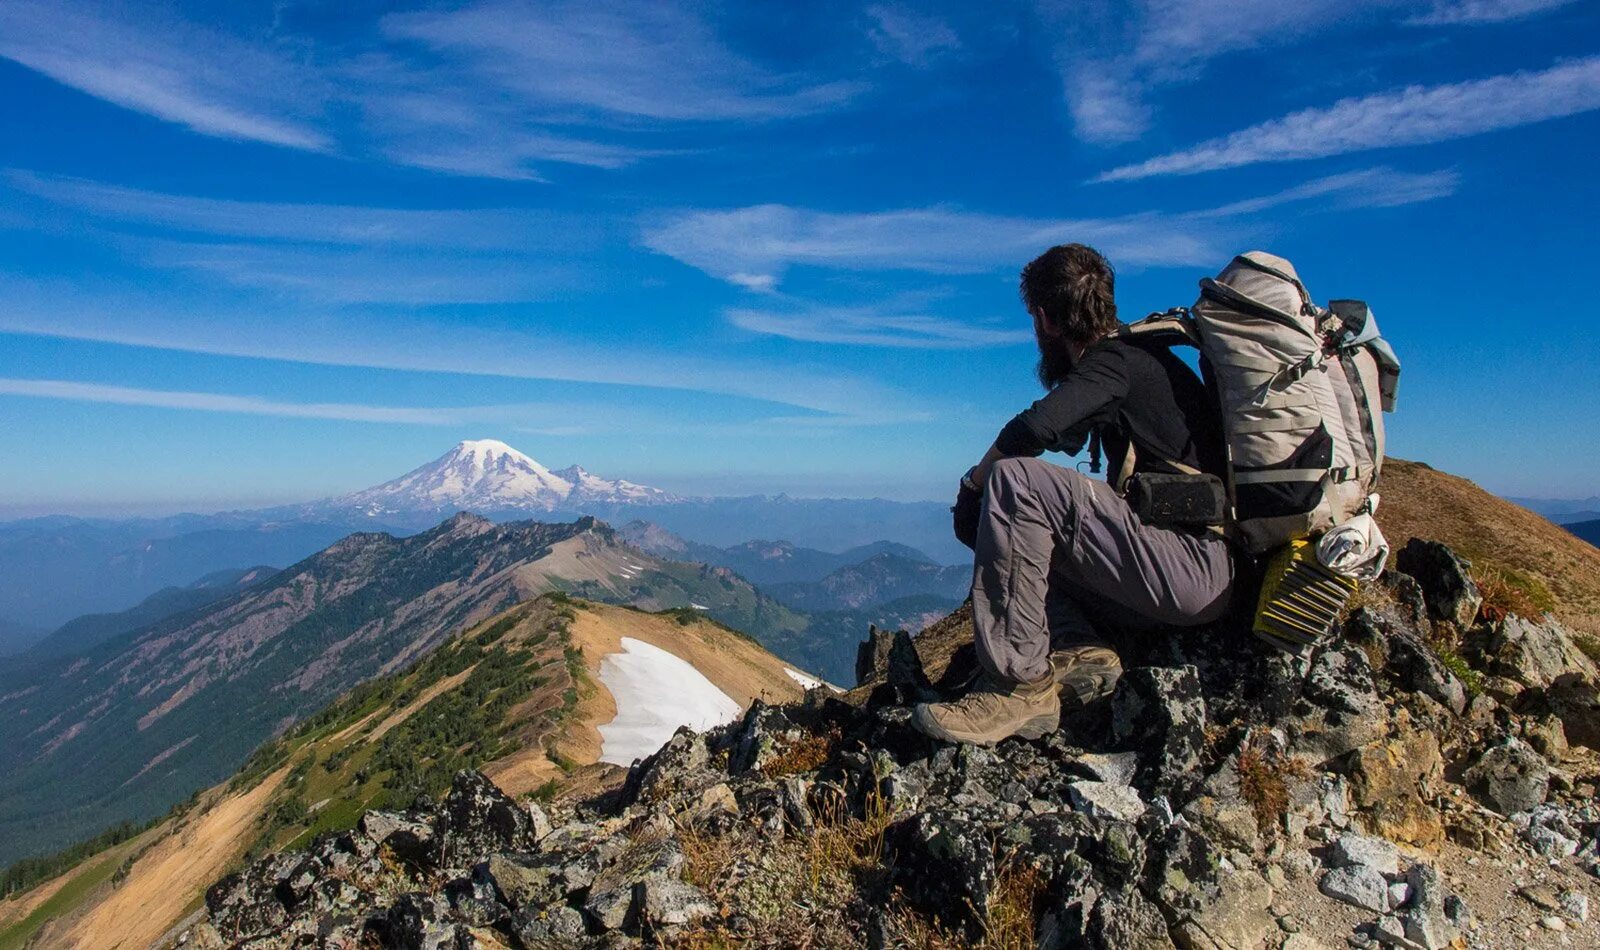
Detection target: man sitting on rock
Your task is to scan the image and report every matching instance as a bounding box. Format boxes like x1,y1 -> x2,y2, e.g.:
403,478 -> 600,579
914,243 -> 1236,745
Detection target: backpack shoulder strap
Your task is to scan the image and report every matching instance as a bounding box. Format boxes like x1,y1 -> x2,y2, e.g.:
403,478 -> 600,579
1117,308 -> 1200,349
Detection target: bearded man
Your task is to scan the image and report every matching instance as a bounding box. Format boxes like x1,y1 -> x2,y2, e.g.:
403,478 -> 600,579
913,244 -> 1236,745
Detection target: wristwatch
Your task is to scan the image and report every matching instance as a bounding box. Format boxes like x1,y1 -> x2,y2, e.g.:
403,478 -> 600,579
960,466 -> 983,495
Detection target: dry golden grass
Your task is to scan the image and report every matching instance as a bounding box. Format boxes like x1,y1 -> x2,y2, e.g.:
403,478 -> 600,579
1236,736 -> 1311,837
1378,458 -> 1600,635
882,857 -> 1044,950
758,726 -> 840,779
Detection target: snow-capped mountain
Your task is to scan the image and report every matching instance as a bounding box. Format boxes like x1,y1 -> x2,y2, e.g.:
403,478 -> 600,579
331,439 -> 677,517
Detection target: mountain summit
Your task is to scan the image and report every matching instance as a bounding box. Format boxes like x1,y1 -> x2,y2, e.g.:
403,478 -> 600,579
331,439 -> 676,517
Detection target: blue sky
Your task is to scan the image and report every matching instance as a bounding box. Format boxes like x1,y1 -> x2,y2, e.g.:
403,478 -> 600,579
0,0 -> 1597,516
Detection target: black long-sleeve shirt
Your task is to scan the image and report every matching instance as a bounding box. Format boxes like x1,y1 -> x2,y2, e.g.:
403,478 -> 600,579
995,335 -> 1225,482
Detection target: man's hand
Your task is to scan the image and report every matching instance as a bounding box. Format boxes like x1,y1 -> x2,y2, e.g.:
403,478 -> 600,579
952,467 -> 983,550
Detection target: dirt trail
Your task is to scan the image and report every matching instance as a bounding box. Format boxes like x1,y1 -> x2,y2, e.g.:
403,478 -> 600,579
54,767 -> 289,950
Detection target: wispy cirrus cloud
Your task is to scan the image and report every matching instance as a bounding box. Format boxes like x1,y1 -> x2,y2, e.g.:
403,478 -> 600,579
7,171 -> 603,305
1097,56 -> 1600,181
1408,0 -> 1579,25
0,0 -> 329,151
865,5 -> 961,67
0,0 -> 868,181
727,304 -> 1030,349
0,276 -> 921,423
643,204 -> 1217,288
644,165 -> 1456,292
7,171 -> 600,250
1037,0 -> 1406,145
1037,0 -> 1576,146
380,0 -> 863,123
0,378 -> 467,425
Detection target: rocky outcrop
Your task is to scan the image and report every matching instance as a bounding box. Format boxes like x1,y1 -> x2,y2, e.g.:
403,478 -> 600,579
180,541 -> 1600,949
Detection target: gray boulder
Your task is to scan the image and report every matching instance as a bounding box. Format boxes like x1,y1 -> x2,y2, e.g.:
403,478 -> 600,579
1464,737 -> 1549,815
1110,665 -> 1207,799
1319,865 -> 1390,912
1394,540 -> 1481,628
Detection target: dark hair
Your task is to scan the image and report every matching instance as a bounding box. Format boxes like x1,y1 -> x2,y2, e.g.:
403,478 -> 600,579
1019,244 -> 1118,344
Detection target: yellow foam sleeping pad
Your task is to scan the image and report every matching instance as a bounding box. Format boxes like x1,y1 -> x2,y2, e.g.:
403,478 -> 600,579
1253,538 -> 1360,655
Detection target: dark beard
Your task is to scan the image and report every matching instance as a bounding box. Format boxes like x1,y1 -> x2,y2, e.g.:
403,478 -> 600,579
1035,333 -> 1075,390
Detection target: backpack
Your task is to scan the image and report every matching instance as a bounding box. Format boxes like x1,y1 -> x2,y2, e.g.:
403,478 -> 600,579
1122,251 -> 1400,555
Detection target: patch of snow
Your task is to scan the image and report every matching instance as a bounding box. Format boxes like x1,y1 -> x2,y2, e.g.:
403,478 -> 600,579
597,637 -> 741,766
689,602 -> 710,610
784,668 -> 823,690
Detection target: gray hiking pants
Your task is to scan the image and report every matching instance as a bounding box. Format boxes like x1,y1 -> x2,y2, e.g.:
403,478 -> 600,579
973,456 -> 1236,685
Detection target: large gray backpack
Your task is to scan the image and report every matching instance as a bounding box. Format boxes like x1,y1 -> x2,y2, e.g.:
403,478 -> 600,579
1125,251 -> 1400,554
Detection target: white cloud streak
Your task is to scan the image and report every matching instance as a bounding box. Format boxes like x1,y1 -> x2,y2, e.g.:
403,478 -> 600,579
0,278 -> 920,423
644,165 -> 1455,292
0,0 -> 329,150
727,306 -> 1031,349
1038,0 -> 1406,144
1098,56 -> 1600,180
0,378 -> 466,424
1408,0 -> 1579,25
866,5 -> 961,67
6,171 -> 599,250
643,204 -> 1219,286
380,0 -> 863,123
0,0 -> 867,180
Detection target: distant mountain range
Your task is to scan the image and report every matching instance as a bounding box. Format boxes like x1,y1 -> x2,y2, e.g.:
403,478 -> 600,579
1568,520 -> 1600,550
0,513 -> 830,867
20,565 -> 276,661
1506,493 -> 1600,524
0,439 -> 957,640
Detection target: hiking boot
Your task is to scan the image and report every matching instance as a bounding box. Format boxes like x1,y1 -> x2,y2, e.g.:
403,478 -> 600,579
1052,644 -> 1123,710
912,670 -> 1060,745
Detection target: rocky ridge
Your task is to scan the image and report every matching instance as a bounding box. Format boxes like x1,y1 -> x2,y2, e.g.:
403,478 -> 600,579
179,538 -> 1600,949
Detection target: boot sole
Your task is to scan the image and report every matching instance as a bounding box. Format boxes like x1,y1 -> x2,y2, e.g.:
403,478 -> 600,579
911,705 -> 1059,746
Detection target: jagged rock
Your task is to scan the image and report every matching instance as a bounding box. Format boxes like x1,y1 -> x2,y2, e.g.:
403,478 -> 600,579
584,881 -> 637,932
1379,863 -> 1462,950
1463,737 -> 1548,815
1066,781 -> 1145,822
622,727 -> 711,804
1290,643 -> 1388,763
1479,615 -> 1598,690
384,892 -> 459,950
361,810 -> 435,867
1394,541 -> 1481,628
1338,720 -> 1444,848
1327,832 -> 1400,876
444,872 -> 508,928
856,624 -> 929,689
888,809 -> 996,941
1516,805 -> 1583,857
1066,751 -> 1140,786
435,771 -> 544,869
1181,755 -> 1260,853
1543,674 -> 1600,749
482,854 -> 565,909
729,701 -> 804,773
1171,868 -> 1274,950
512,904 -> 587,945
1381,627 -> 1467,715
1089,886 -> 1175,949
1110,665 -> 1207,799
1319,864 -> 1389,912
638,876 -> 716,926
205,862 -> 292,942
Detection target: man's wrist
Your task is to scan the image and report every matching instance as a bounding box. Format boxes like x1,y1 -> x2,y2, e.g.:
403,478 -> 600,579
960,466 -> 983,494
